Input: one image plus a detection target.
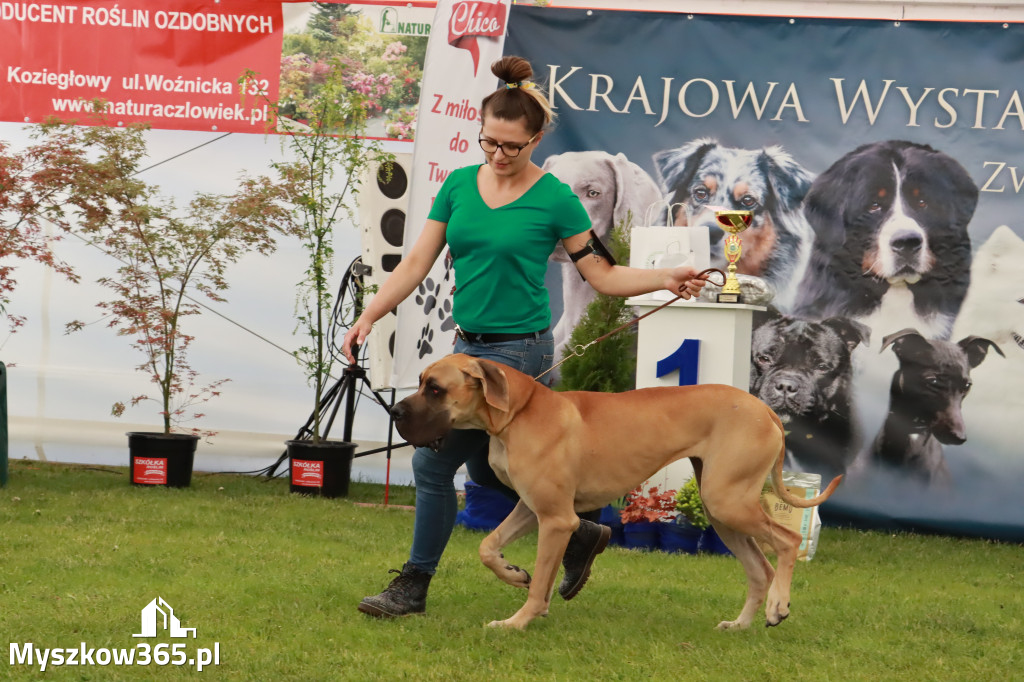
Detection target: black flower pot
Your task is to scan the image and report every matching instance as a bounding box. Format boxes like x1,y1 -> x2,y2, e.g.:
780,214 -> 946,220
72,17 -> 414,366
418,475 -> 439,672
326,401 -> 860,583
127,432 -> 199,488
287,439 -> 355,498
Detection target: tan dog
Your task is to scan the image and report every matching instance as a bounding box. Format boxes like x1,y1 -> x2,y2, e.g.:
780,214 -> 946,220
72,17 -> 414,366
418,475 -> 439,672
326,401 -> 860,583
391,353 -> 842,631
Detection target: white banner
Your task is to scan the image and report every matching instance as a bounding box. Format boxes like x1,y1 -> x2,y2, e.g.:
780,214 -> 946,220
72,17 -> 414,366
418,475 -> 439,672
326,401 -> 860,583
391,0 -> 512,388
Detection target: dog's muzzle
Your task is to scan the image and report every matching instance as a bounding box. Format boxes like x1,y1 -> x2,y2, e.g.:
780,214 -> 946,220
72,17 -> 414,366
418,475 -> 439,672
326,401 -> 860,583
390,401 -> 449,451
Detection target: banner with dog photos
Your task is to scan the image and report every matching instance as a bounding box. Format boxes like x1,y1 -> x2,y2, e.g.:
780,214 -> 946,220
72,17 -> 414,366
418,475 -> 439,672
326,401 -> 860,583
506,7 -> 1024,541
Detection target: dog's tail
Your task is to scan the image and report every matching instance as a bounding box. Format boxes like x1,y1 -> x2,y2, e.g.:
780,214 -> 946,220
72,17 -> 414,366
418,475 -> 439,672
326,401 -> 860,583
767,409 -> 843,508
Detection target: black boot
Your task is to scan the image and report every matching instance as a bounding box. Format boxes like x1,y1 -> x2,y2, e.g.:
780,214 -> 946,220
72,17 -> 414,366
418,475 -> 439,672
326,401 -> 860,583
559,519 -> 612,601
358,563 -> 433,618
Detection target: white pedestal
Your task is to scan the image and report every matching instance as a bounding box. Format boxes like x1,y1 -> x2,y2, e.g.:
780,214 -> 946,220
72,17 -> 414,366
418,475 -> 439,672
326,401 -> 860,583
627,297 -> 765,492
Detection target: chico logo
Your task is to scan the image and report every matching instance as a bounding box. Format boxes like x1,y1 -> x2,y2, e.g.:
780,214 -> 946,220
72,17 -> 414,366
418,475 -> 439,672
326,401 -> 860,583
447,1 -> 506,75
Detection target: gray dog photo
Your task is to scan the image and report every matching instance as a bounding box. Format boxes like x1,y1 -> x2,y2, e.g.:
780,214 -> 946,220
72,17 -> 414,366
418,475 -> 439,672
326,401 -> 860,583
543,150 -> 663,364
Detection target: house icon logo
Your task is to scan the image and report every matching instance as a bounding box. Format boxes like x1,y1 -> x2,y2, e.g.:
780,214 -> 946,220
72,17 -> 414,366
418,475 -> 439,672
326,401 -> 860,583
133,597 -> 197,638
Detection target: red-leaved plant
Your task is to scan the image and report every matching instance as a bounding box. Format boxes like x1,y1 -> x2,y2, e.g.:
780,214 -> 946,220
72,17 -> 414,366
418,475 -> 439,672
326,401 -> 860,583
46,109 -> 296,437
620,485 -> 678,524
0,137 -> 86,333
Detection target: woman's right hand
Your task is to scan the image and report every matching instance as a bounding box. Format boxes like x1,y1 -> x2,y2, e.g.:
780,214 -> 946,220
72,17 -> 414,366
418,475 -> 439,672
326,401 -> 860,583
342,318 -> 374,365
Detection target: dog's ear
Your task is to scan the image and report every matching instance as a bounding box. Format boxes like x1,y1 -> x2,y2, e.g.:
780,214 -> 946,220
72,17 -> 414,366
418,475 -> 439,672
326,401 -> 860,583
756,145 -> 815,214
462,358 -> 510,412
803,145 -> 877,252
752,306 -> 783,330
653,138 -> 717,223
957,336 -> 1005,368
901,143 -> 979,227
610,152 -> 662,229
879,328 -> 929,359
540,153 -> 561,172
822,317 -> 871,353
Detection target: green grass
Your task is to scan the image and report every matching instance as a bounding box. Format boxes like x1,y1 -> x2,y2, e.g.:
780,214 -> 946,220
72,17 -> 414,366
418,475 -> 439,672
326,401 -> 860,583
1,460 -> 1021,681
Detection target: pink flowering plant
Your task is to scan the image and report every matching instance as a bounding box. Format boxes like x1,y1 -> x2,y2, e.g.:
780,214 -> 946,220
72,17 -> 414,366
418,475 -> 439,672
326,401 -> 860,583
278,3 -> 424,139
385,107 -> 417,141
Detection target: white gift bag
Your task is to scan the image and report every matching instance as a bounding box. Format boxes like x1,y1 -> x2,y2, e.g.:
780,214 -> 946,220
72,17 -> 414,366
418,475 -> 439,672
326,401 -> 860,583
629,202 -> 711,301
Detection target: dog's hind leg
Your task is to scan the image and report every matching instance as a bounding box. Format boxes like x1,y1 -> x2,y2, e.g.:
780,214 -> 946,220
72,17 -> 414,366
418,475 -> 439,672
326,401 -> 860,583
479,501 -> 538,590
703,514 -> 775,630
699,460 -> 796,629
761,517 -> 802,627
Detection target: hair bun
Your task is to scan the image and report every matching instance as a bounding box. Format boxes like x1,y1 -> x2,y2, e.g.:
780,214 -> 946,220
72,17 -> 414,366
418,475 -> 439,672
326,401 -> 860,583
491,56 -> 533,84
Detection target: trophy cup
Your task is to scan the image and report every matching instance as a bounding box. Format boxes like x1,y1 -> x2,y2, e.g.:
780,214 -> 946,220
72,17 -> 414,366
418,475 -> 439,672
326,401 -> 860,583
715,209 -> 753,303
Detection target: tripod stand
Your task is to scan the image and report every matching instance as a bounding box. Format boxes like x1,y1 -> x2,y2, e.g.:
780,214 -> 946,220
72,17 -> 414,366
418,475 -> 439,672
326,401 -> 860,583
263,258 -> 408,494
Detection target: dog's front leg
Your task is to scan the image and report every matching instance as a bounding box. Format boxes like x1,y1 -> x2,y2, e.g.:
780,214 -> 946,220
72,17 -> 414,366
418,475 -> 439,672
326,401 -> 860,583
479,501 -> 538,590
487,515 -> 576,630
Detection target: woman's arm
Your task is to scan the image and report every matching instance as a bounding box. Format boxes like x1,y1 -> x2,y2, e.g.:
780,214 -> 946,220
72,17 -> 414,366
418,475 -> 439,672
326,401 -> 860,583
342,219 -> 447,363
562,230 -> 708,299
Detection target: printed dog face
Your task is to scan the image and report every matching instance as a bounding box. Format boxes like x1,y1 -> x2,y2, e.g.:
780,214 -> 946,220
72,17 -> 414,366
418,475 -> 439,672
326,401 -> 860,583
652,138 -> 814,309
795,140 -> 978,335
543,151 -> 662,262
879,329 -> 1003,446
751,311 -> 870,476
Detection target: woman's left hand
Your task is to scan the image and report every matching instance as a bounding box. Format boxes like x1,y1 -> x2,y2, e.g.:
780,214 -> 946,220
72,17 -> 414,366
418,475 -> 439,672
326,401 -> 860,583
667,266 -> 710,300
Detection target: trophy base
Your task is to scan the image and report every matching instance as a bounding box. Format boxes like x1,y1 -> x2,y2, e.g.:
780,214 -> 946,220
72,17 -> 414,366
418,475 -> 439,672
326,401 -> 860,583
717,292 -> 743,304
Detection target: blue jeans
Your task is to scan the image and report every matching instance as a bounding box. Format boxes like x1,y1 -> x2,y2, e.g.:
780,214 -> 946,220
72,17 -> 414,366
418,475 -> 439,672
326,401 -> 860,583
408,331 -> 554,574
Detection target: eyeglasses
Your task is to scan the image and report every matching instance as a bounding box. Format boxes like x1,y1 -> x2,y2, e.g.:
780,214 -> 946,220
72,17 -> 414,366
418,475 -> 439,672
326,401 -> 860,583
478,133 -> 538,158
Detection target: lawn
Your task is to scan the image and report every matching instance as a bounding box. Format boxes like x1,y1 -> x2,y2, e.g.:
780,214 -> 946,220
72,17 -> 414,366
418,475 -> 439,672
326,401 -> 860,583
1,460 -> 1021,681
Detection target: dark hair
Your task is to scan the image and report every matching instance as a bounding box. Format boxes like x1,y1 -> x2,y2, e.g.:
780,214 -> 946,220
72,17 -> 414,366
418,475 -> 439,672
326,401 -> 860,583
480,56 -> 554,134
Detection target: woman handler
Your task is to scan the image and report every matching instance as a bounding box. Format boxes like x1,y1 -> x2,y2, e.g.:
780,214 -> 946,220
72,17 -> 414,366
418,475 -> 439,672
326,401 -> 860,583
343,56 -> 707,617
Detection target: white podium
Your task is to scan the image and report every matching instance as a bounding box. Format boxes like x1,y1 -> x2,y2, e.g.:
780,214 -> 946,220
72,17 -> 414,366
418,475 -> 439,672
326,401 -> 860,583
626,296 -> 765,492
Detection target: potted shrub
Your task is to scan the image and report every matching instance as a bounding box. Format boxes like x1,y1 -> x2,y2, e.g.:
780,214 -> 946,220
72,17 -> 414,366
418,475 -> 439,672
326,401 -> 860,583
619,484 -> 676,551
45,112 -> 295,487
241,59 -> 393,498
666,476 -> 708,554
554,220 -> 636,393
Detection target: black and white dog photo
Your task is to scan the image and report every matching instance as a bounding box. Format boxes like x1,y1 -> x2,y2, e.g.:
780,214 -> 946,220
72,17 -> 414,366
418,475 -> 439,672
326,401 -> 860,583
543,150 -> 663,363
653,138 -> 815,312
750,310 -> 870,479
794,140 -> 979,341
868,329 -> 1003,488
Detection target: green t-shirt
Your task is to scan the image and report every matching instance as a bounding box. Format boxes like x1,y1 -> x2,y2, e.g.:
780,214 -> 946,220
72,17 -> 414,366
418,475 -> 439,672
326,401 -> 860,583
428,164 -> 591,333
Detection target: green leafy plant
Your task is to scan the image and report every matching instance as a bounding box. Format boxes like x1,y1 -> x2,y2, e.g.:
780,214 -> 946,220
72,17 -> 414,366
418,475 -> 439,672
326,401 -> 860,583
242,60 -> 393,442
46,110 -> 294,436
620,485 -> 677,524
555,219 -> 636,393
674,476 -> 710,529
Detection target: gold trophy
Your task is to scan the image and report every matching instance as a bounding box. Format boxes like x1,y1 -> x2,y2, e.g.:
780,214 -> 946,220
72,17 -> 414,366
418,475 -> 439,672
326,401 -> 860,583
715,209 -> 753,303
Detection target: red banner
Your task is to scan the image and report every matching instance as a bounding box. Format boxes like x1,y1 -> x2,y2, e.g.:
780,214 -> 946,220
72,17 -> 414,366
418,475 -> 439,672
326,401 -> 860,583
0,0 -> 282,132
